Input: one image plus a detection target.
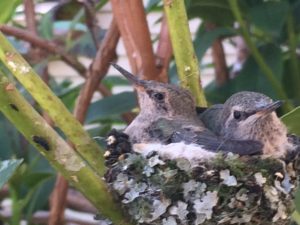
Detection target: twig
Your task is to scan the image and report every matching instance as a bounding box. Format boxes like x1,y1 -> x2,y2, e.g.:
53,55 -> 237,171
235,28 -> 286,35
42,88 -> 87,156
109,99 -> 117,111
0,25 -> 86,75
228,0 -> 293,112
49,175 -> 69,225
74,19 -> 120,120
23,0 -> 37,35
163,0 -> 207,106
0,77 -> 131,225
110,0 -> 160,81
155,15 -> 172,83
0,24 -> 135,123
82,0 -> 99,48
206,23 -> 229,86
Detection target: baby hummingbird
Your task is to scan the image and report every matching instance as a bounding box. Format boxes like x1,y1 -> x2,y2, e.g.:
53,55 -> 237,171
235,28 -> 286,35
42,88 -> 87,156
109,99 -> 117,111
110,64 -> 263,156
200,91 -> 293,157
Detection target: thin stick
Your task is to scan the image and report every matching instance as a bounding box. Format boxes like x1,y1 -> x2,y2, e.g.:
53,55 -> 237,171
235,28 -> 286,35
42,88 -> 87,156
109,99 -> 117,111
163,0 -> 207,106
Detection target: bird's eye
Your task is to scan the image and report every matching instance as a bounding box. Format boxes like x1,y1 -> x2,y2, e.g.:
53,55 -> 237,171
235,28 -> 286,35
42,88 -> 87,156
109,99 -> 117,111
233,111 -> 241,120
153,92 -> 165,101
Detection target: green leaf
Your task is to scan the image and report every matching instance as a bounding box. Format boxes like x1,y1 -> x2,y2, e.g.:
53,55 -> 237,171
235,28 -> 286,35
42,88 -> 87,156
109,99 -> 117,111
0,0 -> 21,23
281,106 -> 300,135
295,187 -> 300,213
86,92 -> 137,123
38,12 -> 54,40
194,26 -> 236,60
0,114 -> 22,159
205,44 -> 283,103
0,159 -> 23,189
188,0 -> 235,25
248,1 -> 289,37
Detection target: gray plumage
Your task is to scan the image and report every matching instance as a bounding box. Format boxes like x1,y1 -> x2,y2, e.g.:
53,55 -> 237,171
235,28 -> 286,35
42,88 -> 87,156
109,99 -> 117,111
111,64 -> 263,156
200,91 -> 292,157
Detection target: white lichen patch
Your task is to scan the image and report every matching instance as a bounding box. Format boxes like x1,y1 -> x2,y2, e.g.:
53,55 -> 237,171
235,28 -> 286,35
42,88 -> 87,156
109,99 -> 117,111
264,185 -> 279,209
162,216 -> 177,225
273,202 -> 287,222
169,201 -> 188,221
7,61 -> 17,72
193,191 -> 218,221
220,169 -> 237,186
54,139 -> 85,172
255,172 -> 267,186
7,61 -> 30,75
184,66 -> 191,72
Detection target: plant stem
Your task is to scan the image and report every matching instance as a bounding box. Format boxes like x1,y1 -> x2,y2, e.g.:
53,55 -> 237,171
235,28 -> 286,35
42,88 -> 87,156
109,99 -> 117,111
163,0 -> 207,107
0,32 -> 105,175
228,0 -> 293,112
287,12 -> 300,102
0,77 -> 131,225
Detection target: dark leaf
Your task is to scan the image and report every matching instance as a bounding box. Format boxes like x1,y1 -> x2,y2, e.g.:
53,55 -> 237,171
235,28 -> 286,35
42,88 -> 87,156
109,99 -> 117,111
248,1 -> 289,37
86,92 -> 137,123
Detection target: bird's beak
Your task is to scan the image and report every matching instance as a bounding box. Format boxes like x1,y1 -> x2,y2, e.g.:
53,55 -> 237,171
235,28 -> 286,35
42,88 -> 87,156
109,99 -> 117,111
255,100 -> 282,116
110,63 -> 147,91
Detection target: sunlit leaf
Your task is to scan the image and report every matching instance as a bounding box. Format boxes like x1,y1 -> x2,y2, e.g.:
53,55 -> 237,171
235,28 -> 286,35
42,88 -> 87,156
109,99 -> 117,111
0,159 -> 23,189
0,0 -> 21,23
281,106 -> 300,136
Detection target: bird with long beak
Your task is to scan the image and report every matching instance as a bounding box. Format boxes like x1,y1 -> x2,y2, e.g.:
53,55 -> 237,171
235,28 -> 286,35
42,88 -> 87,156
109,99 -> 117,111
200,91 -> 293,158
110,64 -> 263,161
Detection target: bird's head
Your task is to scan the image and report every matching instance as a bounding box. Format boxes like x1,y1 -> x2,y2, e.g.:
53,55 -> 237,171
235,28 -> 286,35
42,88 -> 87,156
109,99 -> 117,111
111,63 -> 196,117
220,91 -> 282,139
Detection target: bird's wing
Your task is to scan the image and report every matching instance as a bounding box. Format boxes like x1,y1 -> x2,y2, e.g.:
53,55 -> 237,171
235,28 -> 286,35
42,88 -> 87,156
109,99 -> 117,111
171,129 -> 263,156
198,104 -> 224,135
146,118 -> 180,144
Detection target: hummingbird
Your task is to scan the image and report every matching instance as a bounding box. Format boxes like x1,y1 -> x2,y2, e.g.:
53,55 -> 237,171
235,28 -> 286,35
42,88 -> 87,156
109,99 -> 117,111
199,91 -> 293,158
110,63 -> 263,157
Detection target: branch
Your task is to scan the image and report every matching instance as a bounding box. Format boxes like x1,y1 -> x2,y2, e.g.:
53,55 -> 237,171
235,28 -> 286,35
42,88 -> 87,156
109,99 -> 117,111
23,0 -> 37,35
74,19 -> 120,121
155,15 -> 173,83
110,0 -> 160,81
0,25 -> 86,75
163,0 -> 207,106
0,77 -> 131,225
49,175 -> 69,225
206,23 -> 229,86
0,31 -> 104,175
228,0 -> 293,112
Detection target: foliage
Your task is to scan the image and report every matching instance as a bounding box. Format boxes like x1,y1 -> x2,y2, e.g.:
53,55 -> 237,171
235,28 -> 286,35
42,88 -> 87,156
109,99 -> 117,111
1,0 -> 300,224
0,159 -> 22,189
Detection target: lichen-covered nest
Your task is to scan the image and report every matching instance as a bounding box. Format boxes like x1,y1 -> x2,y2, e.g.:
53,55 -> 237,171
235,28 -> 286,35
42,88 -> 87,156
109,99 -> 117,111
104,139 -> 300,225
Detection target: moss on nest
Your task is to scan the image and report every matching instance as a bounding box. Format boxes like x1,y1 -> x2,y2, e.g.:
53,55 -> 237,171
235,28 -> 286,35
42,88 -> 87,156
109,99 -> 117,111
105,147 -> 300,225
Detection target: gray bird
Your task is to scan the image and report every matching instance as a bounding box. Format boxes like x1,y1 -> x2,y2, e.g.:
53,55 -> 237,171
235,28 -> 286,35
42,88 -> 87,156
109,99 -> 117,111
111,64 -> 263,156
199,91 -> 293,157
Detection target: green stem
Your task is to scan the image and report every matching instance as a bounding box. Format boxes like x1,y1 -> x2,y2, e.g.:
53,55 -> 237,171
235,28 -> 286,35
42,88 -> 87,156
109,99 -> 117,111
287,12 -> 300,102
0,76 -> 131,225
163,0 -> 207,107
292,211 -> 300,225
0,32 -> 105,175
228,0 -> 293,112
10,187 -> 21,225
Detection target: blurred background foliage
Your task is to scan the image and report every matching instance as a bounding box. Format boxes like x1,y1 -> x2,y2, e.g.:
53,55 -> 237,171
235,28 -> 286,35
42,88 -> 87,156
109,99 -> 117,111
1,0 -> 300,224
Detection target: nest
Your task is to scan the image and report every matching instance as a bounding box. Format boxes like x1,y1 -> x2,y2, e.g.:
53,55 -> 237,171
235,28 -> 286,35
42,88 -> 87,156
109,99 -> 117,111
104,132 -> 300,225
